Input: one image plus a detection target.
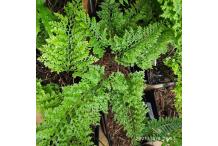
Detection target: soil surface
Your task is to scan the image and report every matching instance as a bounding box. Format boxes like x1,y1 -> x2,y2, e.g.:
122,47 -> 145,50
146,56 -> 178,118
94,50 -> 130,77
154,88 -> 178,117
104,109 -> 132,146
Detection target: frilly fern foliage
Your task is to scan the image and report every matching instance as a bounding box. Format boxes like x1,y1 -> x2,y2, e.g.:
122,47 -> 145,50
158,0 -> 182,44
37,69 -> 149,145
38,2 -> 96,77
39,0 -> 174,74
113,23 -> 174,69
124,0 -> 154,26
36,80 -> 63,114
89,0 -> 174,70
36,0 -> 181,145
37,66 -> 109,146
106,71 -> 148,144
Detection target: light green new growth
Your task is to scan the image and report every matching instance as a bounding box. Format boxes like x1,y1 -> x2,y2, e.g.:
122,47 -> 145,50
38,2 -> 97,76
90,0 -> 174,70
107,71 -> 148,144
38,0 -> 174,74
37,66 -> 109,146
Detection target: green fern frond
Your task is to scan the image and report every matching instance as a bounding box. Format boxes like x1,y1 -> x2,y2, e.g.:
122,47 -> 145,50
36,0 -> 55,36
143,117 -> 182,142
36,80 -> 63,113
89,18 -> 110,58
90,1 -> 173,71
114,22 -> 174,69
97,0 -> 127,36
106,71 -> 149,144
37,66 -> 109,146
124,0 -> 153,26
38,2 -> 96,76
36,0 -> 55,48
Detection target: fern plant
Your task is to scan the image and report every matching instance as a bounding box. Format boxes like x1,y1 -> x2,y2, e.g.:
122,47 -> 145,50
36,80 -> 63,114
143,117 -> 182,142
36,0 -> 55,36
36,0 -> 56,48
158,0 -> 182,115
37,66 -> 109,146
38,2 -> 97,77
89,0 -> 174,70
105,71 -> 148,145
38,0 -> 174,74
36,0 -> 181,145
36,68 -> 147,145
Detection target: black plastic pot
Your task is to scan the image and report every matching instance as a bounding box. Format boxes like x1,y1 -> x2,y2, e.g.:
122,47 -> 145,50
92,112 -> 113,146
91,125 -> 99,146
144,70 -> 160,120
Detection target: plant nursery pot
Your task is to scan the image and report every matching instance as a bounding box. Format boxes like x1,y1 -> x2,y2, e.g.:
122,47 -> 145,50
83,0 -> 97,16
144,70 -> 160,119
92,112 -> 112,146
144,90 -> 159,119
